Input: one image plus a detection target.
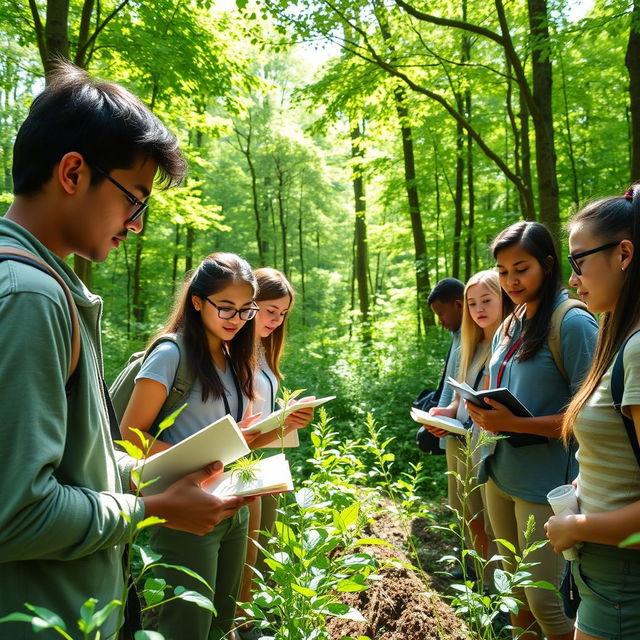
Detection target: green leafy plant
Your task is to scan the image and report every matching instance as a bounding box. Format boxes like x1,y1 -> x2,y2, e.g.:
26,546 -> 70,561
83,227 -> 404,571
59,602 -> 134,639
0,405 -> 214,640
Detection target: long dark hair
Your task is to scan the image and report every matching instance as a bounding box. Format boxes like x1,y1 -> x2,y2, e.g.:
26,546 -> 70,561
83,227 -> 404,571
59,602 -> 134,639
491,221 -> 561,362
155,252 -> 257,402
255,268 -> 295,381
563,185 -> 640,440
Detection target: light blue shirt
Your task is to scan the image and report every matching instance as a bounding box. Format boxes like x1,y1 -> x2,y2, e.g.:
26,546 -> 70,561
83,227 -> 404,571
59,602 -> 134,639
484,291 -> 599,502
136,342 -> 247,445
438,329 -> 461,408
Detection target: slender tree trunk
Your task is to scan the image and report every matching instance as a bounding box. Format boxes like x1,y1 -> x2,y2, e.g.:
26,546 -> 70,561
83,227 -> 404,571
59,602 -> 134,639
275,165 -> 288,278
626,0 -> 640,181
527,0 -> 559,239
351,120 -> 371,340
452,115 -> 464,280
464,92 -> 475,281
297,180 -> 306,321
172,223 -> 181,295
394,87 -> 434,329
235,120 -> 265,265
185,225 -> 195,272
434,142 -> 442,283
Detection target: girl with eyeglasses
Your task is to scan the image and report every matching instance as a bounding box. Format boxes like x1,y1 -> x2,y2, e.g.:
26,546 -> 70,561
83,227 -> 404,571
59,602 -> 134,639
545,187 -> 640,640
465,222 -> 598,640
120,252 -> 287,640
236,268 -> 314,640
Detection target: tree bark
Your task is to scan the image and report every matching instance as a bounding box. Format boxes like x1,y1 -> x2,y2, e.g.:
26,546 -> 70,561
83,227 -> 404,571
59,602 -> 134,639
626,0 -> 640,182
235,119 -> 265,266
297,179 -> 306,319
351,120 -> 371,339
526,0 -> 559,240
452,113 -> 464,280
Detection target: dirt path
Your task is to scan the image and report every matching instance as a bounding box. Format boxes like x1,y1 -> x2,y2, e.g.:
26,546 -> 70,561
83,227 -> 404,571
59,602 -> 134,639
327,507 -> 467,640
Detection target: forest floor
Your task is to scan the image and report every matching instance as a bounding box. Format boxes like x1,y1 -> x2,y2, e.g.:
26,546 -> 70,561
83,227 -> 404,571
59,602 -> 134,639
327,502 -> 470,640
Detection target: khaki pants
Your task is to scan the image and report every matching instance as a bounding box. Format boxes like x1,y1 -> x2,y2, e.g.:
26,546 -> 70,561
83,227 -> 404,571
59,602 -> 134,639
485,477 -> 573,636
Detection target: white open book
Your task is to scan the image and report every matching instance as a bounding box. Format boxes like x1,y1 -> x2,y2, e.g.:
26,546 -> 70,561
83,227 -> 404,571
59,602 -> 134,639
410,407 -> 468,436
205,453 -> 294,498
242,395 -> 336,435
133,415 -> 251,495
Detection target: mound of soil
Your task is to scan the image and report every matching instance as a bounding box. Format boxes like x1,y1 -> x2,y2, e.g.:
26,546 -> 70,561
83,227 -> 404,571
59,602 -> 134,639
327,507 -> 467,640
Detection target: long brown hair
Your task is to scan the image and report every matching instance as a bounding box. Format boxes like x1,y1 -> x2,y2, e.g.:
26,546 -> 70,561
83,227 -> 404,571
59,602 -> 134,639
154,252 -> 257,402
255,268 -> 295,380
563,186 -> 640,441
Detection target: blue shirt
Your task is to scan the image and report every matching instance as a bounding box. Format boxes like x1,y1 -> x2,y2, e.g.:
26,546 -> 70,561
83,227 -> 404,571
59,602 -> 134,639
136,342 -> 247,445
484,291 -> 599,503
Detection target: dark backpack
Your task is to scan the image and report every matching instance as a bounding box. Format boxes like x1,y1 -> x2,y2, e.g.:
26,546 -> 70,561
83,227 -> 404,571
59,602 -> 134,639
109,333 -> 196,435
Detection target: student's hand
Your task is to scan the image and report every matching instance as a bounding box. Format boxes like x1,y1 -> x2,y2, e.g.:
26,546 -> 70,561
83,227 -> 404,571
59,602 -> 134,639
283,396 -> 315,430
465,398 -> 515,432
429,405 -> 456,419
544,513 -> 581,553
422,425 -> 449,438
142,462 -> 253,536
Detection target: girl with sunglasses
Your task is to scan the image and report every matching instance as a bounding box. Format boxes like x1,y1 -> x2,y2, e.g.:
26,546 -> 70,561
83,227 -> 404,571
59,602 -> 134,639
120,253 -> 283,640
466,222 -> 598,639
545,187 -> 640,640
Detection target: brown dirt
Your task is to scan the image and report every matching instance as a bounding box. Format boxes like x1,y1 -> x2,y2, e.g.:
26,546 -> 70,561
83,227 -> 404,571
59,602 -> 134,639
327,505 -> 467,640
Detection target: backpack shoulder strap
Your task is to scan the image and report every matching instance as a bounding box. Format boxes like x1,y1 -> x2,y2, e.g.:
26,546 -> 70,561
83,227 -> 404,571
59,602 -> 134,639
143,333 -> 197,418
0,246 -> 80,382
611,329 -> 640,467
548,298 -> 591,385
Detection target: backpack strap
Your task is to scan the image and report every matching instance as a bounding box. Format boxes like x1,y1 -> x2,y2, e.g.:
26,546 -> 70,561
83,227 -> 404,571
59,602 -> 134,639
611,329 -> 640,467
547,297 -> 591,385
142,333 -> 197,421
0,246 -> 80,382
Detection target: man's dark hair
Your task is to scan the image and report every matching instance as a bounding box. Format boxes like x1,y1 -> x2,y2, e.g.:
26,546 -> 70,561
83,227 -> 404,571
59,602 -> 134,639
12,60 -> 187,195
427,277 -> 465,305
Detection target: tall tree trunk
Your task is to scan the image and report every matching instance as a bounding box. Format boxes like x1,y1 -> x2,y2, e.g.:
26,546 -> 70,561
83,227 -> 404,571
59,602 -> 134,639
626,0 -> 640,182
527,0 -> 559,239
519,91 -> 534,219
235,119 -> 265,265
452,115 -> 464,280
297,180 -> 306,321
274,163 -> 288,278
185,225 -> 195,273
172,223 -> 181,295
464,91 -> 475,281
394,86 -> 434,329
350,120 -> 371,340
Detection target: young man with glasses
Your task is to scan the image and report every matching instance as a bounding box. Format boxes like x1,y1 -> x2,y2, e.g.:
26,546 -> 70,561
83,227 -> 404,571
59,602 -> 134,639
0,62 -> 252,640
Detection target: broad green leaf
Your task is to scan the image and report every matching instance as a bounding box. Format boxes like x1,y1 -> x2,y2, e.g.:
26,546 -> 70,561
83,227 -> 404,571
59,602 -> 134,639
173,587 -> 215,612
23,604 -> 66,630
114,439 -> 143,459
334,503 -> 359,531
157,404 -> 187,433
495,538 -> 517,554
326,603 -> 366,622
153,564 -> 211,591
136,516 -> 167,531
291,584 -> 317,597
143,577 -> 167,607
336,575 -> 368,592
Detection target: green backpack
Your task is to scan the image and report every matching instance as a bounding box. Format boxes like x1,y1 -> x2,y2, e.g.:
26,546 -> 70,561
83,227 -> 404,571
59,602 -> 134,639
109,333 -> 196,434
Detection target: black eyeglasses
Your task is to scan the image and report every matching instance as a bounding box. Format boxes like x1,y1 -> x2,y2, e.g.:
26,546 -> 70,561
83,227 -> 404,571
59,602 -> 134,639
94,166 -> 149,223
205,298 -> 259,321
567,241 -> 621,276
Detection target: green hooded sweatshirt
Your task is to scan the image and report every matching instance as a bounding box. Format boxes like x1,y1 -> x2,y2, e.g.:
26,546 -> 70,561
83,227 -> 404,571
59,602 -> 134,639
0,218 -> 145,639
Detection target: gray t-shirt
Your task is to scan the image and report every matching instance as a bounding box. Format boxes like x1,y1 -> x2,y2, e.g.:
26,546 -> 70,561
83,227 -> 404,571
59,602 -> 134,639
136,342 -> 246,445
253,351 -> 278,418
485,291 -> 599,502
